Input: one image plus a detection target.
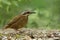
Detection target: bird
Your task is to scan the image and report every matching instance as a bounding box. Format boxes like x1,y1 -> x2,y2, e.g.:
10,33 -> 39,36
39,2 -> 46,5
3,10 -> 35,30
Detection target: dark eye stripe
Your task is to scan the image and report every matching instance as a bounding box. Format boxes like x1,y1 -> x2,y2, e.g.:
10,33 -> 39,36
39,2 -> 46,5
23,12 -> 30,15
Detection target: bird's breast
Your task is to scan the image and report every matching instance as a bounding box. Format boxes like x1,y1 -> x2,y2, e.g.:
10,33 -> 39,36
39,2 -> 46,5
16,16 -> 28,28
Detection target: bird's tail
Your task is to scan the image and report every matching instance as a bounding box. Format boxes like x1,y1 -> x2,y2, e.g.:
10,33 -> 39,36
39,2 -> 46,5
3,25 -> 9,29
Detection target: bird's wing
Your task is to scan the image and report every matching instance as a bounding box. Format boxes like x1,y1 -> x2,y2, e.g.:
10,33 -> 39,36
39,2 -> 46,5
7,15 -> 21,25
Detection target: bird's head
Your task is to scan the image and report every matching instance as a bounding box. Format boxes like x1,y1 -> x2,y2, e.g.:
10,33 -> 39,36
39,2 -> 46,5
22,11 -> 35,16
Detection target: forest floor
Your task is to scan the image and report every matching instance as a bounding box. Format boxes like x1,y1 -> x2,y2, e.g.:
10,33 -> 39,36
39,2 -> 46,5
0,28 -> 60,40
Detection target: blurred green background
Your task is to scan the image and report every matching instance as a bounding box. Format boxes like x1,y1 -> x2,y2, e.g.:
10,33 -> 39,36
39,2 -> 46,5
0,0 -> 60,29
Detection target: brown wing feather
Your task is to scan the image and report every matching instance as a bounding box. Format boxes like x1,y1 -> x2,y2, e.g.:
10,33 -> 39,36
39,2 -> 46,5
4,15 -> 22,29
9,15 -> 28,30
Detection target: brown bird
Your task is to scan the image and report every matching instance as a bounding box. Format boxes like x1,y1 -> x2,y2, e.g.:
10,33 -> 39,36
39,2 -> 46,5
3,10 -> 35,30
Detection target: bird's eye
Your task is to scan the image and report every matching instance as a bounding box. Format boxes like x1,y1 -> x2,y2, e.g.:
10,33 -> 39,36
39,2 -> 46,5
26,12 -> 30,13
